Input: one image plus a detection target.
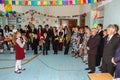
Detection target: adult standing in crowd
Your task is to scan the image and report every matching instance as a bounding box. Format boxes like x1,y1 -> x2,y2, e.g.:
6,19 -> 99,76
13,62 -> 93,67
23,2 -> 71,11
112,41 -> 120,78
96,24 -> 104,67
82,26 -> 91,63
71,26 -> 80,58
58,25 -> 64,51
85,28 -> 101,73
101,24 -> 120,76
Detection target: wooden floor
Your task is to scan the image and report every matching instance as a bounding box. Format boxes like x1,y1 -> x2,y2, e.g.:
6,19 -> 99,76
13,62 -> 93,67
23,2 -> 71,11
0,48 -> 101,80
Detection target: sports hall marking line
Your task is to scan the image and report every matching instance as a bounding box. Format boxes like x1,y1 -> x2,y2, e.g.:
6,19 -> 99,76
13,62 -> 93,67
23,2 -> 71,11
0,52 -> 42,70
0,59 -> 29,61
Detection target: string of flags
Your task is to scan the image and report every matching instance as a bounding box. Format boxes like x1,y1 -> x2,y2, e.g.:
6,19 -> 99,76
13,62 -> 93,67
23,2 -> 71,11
0,10 -> 87,18
0,0 -> 104,6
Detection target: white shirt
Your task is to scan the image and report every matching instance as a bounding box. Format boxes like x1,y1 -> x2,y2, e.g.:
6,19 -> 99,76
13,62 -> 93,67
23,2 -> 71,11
16,38 -> 25,48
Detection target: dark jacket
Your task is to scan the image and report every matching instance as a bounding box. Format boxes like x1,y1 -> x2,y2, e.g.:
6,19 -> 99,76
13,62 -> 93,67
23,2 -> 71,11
87,34 -> 101,55
103,34 -> 120,63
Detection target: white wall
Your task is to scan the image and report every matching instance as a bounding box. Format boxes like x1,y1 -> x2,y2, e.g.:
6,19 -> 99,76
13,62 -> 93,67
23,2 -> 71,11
0,4 -> 83,27
103,0 -> 120,31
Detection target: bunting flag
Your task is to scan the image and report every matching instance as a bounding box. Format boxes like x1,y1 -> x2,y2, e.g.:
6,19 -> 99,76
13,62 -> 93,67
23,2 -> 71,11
0,0 -> 104,6
1,9 -> 87,18
93,5 -> 98,28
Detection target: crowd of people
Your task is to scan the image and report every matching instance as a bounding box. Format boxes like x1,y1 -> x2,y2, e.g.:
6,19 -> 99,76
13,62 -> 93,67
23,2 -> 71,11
0,22 -> 120,78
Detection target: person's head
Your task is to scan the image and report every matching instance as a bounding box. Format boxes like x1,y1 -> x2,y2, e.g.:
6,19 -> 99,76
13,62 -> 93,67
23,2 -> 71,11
38,25 -> 42,29
45,24 -> 49,29
18,25 -> 21,29
85,27 -> 91,34
114,24 -> 119,33
91,28 -> 97,35
11,25 -> 15,30
97,24 -> 103,30
103,29 -> 107,37
16,31 -> 21,38
12,31 -> 21,45
79,27 -> 84,33
4,25 -> 9,31
107,24 -> 116,36
74,26 -> 79,33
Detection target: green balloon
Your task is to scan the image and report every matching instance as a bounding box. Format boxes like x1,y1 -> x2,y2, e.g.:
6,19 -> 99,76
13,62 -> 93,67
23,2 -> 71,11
0,12 -> 2,16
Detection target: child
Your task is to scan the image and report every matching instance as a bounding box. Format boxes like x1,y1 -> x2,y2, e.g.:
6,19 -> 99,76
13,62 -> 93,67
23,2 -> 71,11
33,34 -> 39,55
53,31 -> 59,54
64,34 -> 71,55
0,33 -> 4,54
13,31 -> 26,74
43,33 -> 49,55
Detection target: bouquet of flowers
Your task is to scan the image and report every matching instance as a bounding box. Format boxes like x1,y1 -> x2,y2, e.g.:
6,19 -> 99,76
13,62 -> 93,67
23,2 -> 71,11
30,33 -> 34,39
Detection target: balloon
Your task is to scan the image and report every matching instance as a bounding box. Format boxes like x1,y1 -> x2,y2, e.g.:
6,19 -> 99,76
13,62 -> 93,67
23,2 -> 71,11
12,11 -> 16,14
0,12 -> 2,16
5,12 -> 9,17
5,4 -> 12,13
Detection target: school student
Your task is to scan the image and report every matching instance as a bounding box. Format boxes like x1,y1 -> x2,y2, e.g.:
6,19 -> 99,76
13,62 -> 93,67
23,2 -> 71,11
13,31 -> 26,74
43,33 -> 49,55
33,34 -> 39,55
64,34 -> 71,55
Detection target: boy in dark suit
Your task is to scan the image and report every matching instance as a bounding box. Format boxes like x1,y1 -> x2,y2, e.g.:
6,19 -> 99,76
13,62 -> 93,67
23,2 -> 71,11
64,34 -> 71,55
43,33 -> 49,55
33,34 -> 39,55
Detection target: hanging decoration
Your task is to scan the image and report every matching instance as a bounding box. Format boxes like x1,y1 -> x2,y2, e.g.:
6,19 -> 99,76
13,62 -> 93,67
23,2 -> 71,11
17,10 -> 86,18
92,5 -> 98,28
5,4 -> 12,13
0,0 -> 104,6
1,9 -> 86,18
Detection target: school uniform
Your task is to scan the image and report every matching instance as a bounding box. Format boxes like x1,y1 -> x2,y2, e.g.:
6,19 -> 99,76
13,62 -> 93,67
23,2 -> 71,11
64,37 -> 70,55
53,34 -> 59,54
43,35 -> 49,55
33,37 -> 39,54
15,37 -> 25,73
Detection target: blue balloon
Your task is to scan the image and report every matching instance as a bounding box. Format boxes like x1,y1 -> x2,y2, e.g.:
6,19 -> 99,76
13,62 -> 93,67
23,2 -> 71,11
5,12 -> 9,17
12,11 -> 16,14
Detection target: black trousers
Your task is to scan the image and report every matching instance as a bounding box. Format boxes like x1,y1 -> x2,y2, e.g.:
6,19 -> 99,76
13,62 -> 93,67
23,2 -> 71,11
34,46 -> 38,54
96,52 -> 102,66
43,43 -> 48,55
88,54 -> 96,72
64,44 -> 70,55
53,42 -> 58,54
101,58 -> 114,76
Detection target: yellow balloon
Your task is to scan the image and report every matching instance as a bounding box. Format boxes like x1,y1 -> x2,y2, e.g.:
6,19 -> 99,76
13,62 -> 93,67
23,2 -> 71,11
5,4 -> 12,13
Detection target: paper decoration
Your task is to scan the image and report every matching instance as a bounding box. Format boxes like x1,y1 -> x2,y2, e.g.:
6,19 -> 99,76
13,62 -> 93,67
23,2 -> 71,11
5,4 -> 12,13
92,5 -> 98,28
0,0 -> 104,6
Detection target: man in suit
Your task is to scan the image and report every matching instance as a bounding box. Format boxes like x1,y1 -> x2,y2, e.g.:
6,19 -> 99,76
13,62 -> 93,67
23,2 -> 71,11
96,24 -> 104,66
85,28 -> 101,73
101,24 -> 120,76
112,42 -> 120,78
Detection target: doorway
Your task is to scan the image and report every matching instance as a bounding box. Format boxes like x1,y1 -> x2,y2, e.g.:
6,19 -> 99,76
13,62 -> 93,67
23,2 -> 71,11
59,19 -> 77,29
